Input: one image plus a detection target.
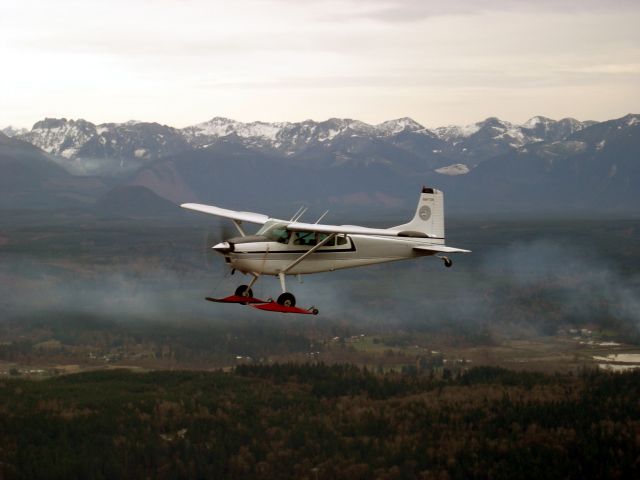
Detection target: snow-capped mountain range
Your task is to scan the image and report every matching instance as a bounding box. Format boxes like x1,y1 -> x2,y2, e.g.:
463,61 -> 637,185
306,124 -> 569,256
1,113 -> 638,213
3,115 -> 596,176
1,126 -> 28,138
433,116 -> 592,145
182,116 -> 429,150
12,118 -> 189,175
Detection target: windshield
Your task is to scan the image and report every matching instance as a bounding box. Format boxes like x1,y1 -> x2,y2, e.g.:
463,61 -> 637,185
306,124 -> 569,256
256,221 -> 291,243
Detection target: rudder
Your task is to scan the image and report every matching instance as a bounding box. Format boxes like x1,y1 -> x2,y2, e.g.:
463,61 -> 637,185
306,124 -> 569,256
392,187 -> 444,242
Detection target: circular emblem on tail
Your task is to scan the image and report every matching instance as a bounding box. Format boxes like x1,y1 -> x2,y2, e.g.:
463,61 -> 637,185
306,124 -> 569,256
419,206 -> 431,221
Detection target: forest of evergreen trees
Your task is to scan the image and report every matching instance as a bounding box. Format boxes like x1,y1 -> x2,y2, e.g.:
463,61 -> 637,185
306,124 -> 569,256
0,365 -> 638,479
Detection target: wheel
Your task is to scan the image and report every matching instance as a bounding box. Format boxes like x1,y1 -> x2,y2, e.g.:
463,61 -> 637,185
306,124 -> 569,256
277,292 -> 296,307
443,257 -> 452,268
235,285 -> 253,298
310,308 -> 319,315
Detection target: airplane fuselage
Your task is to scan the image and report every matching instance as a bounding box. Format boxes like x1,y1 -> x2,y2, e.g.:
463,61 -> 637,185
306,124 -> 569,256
221,234 -> 442,276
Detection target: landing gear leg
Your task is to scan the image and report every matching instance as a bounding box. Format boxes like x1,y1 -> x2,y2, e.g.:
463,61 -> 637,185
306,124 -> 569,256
248,273 -> 259,290
441,256 -> 453,268
277,272 -> 296,307
234,273 -> 260,298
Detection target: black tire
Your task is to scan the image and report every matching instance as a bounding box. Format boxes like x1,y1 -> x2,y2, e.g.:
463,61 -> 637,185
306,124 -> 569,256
277,292 -> 296,307
235,285 -> 253,298
311,308 -> 319,315
443,257 -> 453,268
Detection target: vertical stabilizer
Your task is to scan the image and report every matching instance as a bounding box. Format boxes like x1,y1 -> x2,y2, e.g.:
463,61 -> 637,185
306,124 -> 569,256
392,187 -> 444,242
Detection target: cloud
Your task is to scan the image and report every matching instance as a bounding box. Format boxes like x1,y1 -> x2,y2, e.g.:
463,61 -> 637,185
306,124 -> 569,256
1,0 -> 639,128
334,0 -> 640,23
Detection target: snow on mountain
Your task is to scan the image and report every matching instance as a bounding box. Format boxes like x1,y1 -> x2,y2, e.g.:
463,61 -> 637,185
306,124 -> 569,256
375,117 -> 426,136
15,115 -> 441,175
16,118 -> 189,176
20,118 -> 96,159
483,118 -> 528,148
437,118 -> 523,146
182,117 -> 286,142
181,116 -> 433,149
434,116 -> 593,146
431,117 -> 532,163
5,112 -> 640,213
433,123 -> 480,142
1,126 -> 29,138
435,163 -> 470,176
560,113 -> 639,151
520,116 -> 591,143
521,116 -> 551,129
11,114 -> 611,178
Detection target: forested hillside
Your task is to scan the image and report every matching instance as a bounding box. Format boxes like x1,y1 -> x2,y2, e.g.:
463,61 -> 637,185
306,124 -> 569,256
1,365 -> 638,479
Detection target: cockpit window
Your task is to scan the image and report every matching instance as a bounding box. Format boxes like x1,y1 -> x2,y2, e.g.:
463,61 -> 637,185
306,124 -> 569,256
256,222 -> 346,247
294,232 -> 316,246
256,221 -> 291,243
255,220 -> 279,235
271,228 -> 290,244
294,232 -> 336,247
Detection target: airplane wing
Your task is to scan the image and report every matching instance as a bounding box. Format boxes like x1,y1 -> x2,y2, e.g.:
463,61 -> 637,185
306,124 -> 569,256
180,203 -> 270,225
413,245 -> 471,254
286,221 -> 430,237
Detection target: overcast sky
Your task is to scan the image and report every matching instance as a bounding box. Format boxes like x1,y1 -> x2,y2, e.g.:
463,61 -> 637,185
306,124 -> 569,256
1,0 -> 639,128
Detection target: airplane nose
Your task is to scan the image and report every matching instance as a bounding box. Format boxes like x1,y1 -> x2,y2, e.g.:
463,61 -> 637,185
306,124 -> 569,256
212,241 -> 233,253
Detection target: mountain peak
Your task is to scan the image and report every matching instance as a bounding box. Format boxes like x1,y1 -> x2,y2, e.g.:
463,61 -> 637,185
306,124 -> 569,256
522,116 -> 554,129
478,117 -> 509,128
1,126 -> 28,138
186,117 -> 286,141
376,117 -> 424,135
32,117 -> 68,129
622,113 -> 640,126
32,117 -> 95,130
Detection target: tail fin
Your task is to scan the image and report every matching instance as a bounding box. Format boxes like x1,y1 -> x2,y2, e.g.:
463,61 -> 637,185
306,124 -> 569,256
392,187 -> 444,242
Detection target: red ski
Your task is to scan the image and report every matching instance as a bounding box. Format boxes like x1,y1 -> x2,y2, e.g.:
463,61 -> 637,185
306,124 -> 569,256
251,301 -> 319,315
205,295 -> 267,305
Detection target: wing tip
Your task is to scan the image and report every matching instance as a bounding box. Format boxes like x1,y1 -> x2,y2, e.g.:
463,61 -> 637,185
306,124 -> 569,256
180,202 -> 200,210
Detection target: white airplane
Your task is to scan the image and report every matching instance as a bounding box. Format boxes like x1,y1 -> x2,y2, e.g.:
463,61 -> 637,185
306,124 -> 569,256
181,187 -> 469,314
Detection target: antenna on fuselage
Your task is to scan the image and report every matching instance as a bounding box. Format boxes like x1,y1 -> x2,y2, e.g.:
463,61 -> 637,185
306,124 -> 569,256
290,206 -> 304,221
291,207 -> 308,222
314,210 -> 329,224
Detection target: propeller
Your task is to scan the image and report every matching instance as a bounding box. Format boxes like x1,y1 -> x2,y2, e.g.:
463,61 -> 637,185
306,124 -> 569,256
203,220 -> 234,271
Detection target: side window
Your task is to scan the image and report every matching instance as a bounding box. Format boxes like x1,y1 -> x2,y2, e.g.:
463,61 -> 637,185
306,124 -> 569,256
294,232 -> 316,246
317,233 -> 335,246
292,233 -> 345,247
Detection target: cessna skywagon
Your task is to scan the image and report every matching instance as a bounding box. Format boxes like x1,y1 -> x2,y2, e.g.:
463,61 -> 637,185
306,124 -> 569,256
181,187 -> 469,315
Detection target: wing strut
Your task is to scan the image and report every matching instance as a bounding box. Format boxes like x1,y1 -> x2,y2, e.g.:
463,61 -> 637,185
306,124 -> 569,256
232,220 -> 246,237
